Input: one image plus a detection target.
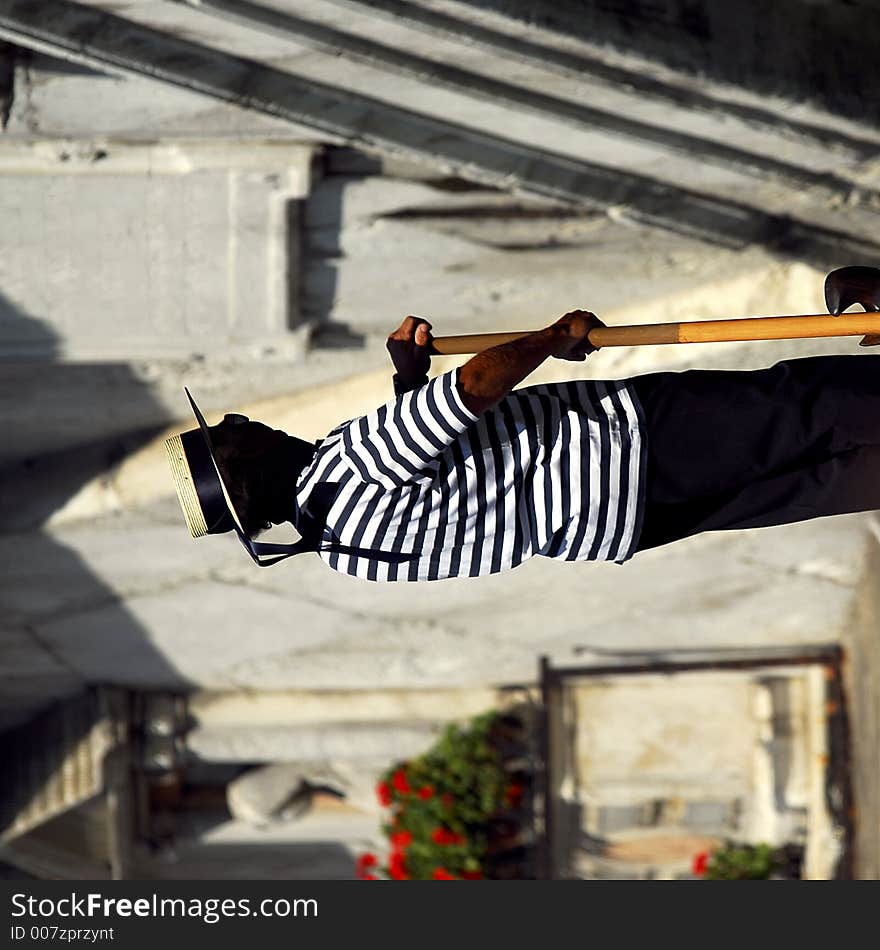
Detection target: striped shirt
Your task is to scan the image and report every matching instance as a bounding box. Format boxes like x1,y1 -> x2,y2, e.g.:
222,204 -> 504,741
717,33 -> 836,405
293,368 -> 647,582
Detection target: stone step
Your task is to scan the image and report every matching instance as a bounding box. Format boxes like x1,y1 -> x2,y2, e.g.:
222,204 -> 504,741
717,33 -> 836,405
0,689 -> 120,843
181,0 -> 878,200
2,0 -> 878,261
188,685 -> 504,726
185,719 -> 448,762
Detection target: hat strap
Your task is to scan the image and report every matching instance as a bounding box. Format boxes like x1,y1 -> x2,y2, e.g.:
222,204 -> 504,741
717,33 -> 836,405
243,482 -> 419,567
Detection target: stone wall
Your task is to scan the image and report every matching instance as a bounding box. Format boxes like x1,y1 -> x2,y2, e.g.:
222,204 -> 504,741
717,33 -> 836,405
0,141 -> 312,362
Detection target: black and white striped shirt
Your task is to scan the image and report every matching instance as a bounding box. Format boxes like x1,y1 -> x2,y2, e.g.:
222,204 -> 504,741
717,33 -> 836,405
293,368 -> 646,582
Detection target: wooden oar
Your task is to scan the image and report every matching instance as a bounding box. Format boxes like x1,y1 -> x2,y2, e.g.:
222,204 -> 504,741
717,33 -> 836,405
430,311 -> 880,355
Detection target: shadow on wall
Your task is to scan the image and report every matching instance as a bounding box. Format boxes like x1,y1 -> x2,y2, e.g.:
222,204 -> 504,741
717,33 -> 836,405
0,290 -> 168,520
1,43 -> 108,129
464,0 -> 880,125
0,298 -> 196,733
300,150 -> 368,350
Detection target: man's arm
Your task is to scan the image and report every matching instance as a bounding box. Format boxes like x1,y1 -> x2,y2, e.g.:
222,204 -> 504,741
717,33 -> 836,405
457,310 -> 604,415
386,310 -> 604,414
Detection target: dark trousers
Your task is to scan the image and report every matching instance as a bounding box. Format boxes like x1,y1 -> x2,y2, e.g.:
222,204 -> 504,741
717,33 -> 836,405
630,354 -> 880,551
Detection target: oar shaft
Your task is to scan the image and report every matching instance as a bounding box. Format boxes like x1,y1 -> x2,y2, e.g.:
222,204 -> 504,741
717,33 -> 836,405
430,313 -> 880,355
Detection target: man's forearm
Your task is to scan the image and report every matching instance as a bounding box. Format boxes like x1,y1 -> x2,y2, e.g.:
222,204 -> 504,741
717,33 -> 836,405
456,326 -> 564,416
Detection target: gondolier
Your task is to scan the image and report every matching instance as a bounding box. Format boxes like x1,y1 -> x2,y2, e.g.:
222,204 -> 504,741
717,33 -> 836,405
165,267 -> 880,582
297,312 -> 643,581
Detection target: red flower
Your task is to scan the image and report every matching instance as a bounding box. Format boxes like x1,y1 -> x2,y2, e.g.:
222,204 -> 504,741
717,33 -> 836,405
431,827 -> 465,846
362,874 -> 377,880
692,852 -> 710,877
417,785 -> 435,801
355,853 -> 378,879
432,867 -> 456,880
392,768 -> 411,795
376,782 -> 392,807
460,870 -> 483,880
390,830 -> 413,851
505,783 -> 524,808
388,851 -> 409,881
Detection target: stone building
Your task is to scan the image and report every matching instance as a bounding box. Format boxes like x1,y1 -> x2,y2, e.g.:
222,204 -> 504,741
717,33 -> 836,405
0,0 -> 878,878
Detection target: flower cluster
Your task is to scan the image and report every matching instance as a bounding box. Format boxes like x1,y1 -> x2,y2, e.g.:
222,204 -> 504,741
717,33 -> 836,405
356,712 -> 522,881
692,842 -> 785,880
355,853 -> 378,880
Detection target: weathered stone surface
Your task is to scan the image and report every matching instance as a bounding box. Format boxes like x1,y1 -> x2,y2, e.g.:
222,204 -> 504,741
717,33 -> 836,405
13,501 -> 868,695
190,721 -> 443,764
0,148 -> 311,363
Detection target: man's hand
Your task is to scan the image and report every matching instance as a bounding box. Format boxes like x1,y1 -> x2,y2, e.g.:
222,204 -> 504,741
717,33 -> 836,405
387,315 -> 433,385
547,310 -> 605,361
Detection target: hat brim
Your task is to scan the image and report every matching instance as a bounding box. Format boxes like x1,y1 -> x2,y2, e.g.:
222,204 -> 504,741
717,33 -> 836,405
168,388 -> 262,565
165,432 -> 210,538
183,387 -> 249,537
168,388 -> 319,568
